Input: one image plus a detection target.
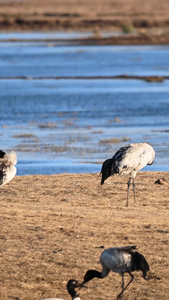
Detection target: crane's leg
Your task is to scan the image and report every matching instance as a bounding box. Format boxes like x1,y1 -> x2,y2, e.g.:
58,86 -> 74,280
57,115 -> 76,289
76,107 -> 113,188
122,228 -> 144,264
126,177 -> 132,207
133,177 -> 137,206
117,272 -> 134,299
116,273 -> 124,300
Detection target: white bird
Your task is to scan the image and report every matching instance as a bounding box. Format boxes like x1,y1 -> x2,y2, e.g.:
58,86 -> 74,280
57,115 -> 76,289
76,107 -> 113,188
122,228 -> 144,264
42,279 -> 81,300
101,143 -> 155,206
0,150 -> 17,187
81,246 -> 150,300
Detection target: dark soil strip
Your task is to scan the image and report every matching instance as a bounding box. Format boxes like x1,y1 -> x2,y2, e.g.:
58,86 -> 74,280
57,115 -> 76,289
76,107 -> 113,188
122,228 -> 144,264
0,75 -> 168,82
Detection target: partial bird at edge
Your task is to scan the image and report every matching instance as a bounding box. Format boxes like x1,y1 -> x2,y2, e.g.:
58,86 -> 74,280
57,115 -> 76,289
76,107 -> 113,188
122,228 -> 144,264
0,150 -> 17,187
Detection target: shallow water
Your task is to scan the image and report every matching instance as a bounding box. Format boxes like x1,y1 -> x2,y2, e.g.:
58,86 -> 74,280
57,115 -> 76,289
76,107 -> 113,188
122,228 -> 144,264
0,34 -> 169,175
1,43 -> 169,77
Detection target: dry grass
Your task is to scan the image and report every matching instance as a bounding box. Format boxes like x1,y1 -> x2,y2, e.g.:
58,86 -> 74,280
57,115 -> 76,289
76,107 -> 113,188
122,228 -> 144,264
12,134 -> 36,138
99,137 -> 130,144
0,172 -> 169,300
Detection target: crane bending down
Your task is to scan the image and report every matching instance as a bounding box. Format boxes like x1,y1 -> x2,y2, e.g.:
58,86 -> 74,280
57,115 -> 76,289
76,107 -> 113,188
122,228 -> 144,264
101,143 -> 155,206
81,246 -> 149,300
0,150 -> 17,188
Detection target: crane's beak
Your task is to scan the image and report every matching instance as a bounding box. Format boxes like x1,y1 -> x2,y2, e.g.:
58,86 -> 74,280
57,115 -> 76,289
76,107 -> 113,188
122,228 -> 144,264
144,272 -> 153,281
78,281 -> 88,289
143,270 -> 151,281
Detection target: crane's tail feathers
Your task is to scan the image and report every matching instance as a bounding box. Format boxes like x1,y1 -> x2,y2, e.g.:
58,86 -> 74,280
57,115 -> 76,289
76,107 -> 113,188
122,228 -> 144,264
120,245 -> 137,254
130,245 -> 137,249
121,245 -> 137,250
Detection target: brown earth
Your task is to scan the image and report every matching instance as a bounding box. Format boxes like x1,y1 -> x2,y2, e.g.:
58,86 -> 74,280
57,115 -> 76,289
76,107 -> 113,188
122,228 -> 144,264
0,172 -> 169,300
0,0 -> 169,44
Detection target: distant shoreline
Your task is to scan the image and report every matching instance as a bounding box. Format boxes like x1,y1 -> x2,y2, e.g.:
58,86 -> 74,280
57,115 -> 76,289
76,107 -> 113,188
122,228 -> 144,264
1,0 -> 169,46
0,30 -> 169,45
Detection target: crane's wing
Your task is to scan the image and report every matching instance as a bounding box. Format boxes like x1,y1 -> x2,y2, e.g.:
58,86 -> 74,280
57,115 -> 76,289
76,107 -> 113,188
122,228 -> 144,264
112,145 -> 131,162
111,144 -> 132,173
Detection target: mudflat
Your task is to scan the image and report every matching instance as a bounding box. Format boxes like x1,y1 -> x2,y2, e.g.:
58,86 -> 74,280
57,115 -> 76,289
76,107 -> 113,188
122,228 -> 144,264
0,0 -> 169,44
0,172 -> 168,299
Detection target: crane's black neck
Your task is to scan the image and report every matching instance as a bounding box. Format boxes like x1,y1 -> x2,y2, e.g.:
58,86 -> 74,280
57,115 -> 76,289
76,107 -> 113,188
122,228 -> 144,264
101,158 -> 113,185
68,289 -> 77,298
0,150 -> 5,158
83,269 -> 102,283
68,287 -> 80,299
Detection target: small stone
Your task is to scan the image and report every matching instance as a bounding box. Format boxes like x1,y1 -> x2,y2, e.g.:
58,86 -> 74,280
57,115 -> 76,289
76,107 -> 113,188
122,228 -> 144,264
155,178 -> 169,186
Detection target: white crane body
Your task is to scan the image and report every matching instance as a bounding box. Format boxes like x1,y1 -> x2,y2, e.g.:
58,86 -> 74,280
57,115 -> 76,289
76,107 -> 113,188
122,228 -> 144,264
101,143 -> 155,205
101,248 -> 132,276
114,143 -> 155,177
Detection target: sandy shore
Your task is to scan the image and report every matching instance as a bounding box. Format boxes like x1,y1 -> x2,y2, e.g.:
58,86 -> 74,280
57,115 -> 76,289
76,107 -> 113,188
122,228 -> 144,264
0,172 -> 168,300
1,0 -> 169,45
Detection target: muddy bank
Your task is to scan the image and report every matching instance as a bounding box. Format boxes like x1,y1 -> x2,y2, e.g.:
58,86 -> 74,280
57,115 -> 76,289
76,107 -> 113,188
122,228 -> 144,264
1,75 -> 169,82
0,0 -> 169,45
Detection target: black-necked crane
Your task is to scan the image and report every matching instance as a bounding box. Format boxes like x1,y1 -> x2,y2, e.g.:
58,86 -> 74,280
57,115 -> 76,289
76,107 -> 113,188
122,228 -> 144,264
42,279 -> 81,300
0,150 -> 17,188
101,143 -> 155,206
81,246 -> 150,300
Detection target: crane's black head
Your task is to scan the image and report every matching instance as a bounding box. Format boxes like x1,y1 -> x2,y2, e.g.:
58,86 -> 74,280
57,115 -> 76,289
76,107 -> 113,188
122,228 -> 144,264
67,279 -> 80,297
131,252 -> 149,279
82,270 -> 102,284
0,150 -> 6,158
101,158 -> 113,185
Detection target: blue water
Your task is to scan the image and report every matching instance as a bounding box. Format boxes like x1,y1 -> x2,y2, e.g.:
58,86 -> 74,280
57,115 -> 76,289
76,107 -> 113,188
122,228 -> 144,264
0,31 -> 124,41
1,43 -> 169,78
0,33 -> 169,175
0,31 -> 95,40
